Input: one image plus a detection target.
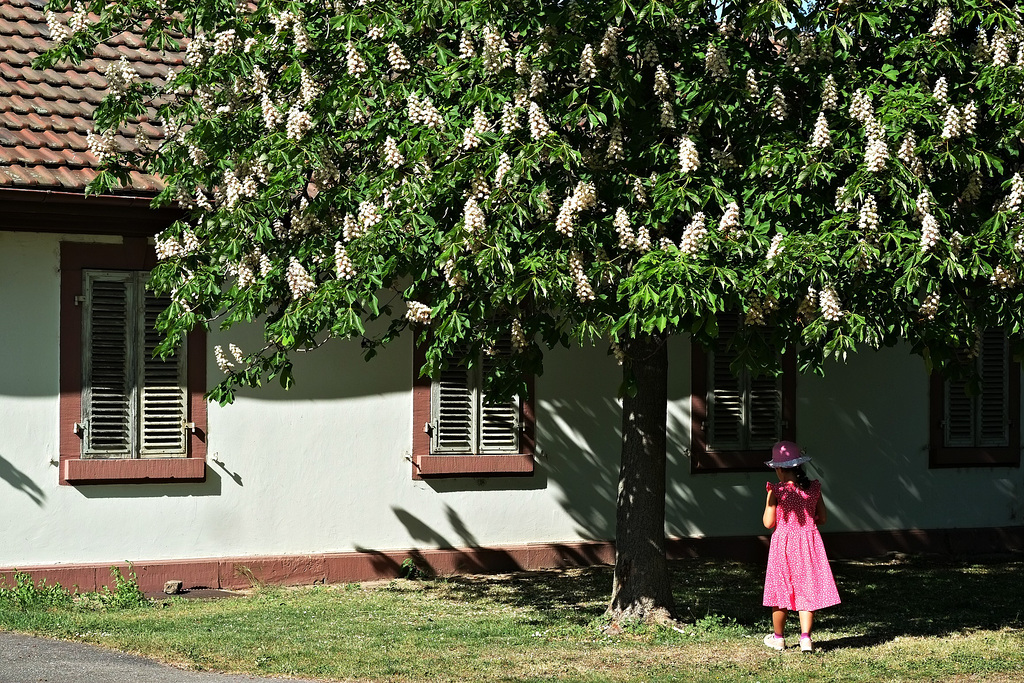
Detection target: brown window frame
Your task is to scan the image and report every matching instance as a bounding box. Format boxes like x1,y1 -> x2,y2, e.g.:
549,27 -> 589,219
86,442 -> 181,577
411,344 -> 535,479
59,238 -> 207,485
928,337 -> 1020,468
690,340 -> 796,473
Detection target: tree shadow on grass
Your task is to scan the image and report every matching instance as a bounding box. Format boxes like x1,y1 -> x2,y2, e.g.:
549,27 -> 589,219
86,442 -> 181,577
426,555 -> 1024,646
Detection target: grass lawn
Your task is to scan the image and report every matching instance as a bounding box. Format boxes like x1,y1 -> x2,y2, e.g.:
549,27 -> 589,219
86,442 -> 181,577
1,555 -> 1023,682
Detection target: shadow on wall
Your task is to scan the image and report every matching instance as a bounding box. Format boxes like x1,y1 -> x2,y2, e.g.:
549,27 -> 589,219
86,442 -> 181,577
0,453 -> 46,506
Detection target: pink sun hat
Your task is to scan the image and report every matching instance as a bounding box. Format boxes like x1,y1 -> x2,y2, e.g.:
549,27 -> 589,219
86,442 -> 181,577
765,440 -> 811,468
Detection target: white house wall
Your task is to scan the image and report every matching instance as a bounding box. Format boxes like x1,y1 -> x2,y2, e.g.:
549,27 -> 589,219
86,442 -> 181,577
1,230 -> 1021,570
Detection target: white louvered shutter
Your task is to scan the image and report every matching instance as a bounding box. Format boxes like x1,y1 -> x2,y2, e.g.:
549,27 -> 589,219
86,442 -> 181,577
139,291 -> 187,457
978,329 -> 1010,447
708,317 -> 783,451
479,341 -> 520,454
748,375 -> 782,449
432,346 -> 475,453
945,330 -> 1010,448
83,273 -> 133,457
708,340 -> 744,450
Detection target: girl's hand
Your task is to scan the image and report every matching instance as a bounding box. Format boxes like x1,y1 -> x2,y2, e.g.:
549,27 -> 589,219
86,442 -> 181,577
762,488 -> 777,529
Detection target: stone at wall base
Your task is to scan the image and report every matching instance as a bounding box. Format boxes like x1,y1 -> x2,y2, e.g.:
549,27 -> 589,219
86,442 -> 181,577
163,580 -> 183,595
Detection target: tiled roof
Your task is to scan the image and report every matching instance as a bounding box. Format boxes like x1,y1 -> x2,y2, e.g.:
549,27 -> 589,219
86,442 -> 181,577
0,0 -> 183,194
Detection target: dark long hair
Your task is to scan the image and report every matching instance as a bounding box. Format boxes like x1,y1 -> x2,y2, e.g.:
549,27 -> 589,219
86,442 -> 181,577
792,465 -> 812,491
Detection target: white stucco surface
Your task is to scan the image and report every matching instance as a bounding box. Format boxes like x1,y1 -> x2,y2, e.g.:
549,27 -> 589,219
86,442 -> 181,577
1,229 -> 1021,568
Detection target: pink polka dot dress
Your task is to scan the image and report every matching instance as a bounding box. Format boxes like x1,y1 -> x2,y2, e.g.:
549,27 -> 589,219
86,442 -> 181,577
763,480 -> 841,612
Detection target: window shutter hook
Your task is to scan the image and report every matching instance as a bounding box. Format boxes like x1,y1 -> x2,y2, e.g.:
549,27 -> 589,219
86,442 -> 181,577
73,422 -> 86,437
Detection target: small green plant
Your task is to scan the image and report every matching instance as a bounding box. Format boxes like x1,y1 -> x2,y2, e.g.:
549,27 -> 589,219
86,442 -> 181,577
97,564 -> 149,610
399,557 -> 429,580
0,572 -> 74,610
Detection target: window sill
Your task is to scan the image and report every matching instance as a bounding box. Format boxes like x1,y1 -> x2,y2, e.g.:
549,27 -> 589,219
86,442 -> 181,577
929,447 -> 1020,468
412,453 -> 534,479
63,458 -> 207,484
690,448 -> 770,473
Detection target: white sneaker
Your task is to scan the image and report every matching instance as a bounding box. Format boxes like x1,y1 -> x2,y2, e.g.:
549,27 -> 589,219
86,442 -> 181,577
800,636 -> 813,652
764,634 -> 784,651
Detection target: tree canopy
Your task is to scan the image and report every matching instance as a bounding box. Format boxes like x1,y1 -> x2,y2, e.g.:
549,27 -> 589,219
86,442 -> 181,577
37,0 -> 1024,400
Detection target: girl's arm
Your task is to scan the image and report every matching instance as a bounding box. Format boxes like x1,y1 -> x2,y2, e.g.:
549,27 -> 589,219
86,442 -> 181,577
762,489 -> 777,529
814,491 -> 828,525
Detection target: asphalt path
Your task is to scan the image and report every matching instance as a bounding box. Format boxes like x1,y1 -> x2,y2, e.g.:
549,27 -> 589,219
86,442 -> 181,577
0,632 -> 326,683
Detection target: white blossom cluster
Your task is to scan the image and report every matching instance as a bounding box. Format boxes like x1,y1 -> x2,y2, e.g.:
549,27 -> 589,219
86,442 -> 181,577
746,69 -> 760,99
104,57 -> 139,97
213,29 -> 236,56
849,89 -> 873,123
408,93 -> 444,129
642,41 -> 660,64
405,301 -> 433,324
678,135 -> 700,173
579,44 -> 598,81
599,26 -> 620,60
810,112 -> 831,149
961,171 -> 982,203
940,104 -> 961,139
932,77 -> 948,104
606,122 -> 624,162
610,341 -> 625,365
569,251 -> 596,301
632,177 -> 647,205
915,190 -> 931,222
555,181 -> 597,237
366,25 -> 386,41
705,42 -> 729,80
930,6 -> 953,36
920,212 -> 941,252
511,319 -> 527,353
155,236 -> 183,260
500,102 -> 521,134
300,68 -> 321,105
991,264 -> 1018,289
819,286 -> 843,321
919,291 -> 940,320
185,32 -> 209,66
898,133 -> 924,176
718,202 -> 740,233
614,207 -> 634,249
334,242 -> 355,280
660,101 -> 676,129
961,101 -> 978,135
769,85 -> 787,120
358,200 -> 383,230
797,286 -> 818,319
859,194 -> 879,232
495,152 -> 512,185
1007,173 -> 1024,212
387,43 -> 410,71
214,345 -> 234,374
482,25 -> 510,73
382,136 -> 404,168
973,30 -> 991,61
678,212 -> 707,256
463,198 -> 485,232
443,258 -> 465,288
822,75 -> 838,110
286,105 -> 312,140
766,234 -> 784,260
262,94 -> 284,129
346,43 -> 367,76
659,236 -> 674,250
528,101 -> 552,139
635,226 -> 652,252
86,128 -> 118,164
654,65 -> 671,98
286,257 -> 316,299
992,30 -> 1013,67
745,297 -> 778,326
459,32 -> 475,58
864,119 -> 888,172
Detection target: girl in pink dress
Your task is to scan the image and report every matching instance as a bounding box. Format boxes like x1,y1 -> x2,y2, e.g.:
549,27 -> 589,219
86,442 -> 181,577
762,441 -> 840,653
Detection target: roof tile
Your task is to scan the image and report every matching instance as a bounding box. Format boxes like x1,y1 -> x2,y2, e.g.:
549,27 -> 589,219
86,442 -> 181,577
0,0 -> 183,193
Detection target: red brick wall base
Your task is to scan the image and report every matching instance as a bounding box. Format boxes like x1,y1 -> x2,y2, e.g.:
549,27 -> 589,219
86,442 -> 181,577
2,526 -> 1021,593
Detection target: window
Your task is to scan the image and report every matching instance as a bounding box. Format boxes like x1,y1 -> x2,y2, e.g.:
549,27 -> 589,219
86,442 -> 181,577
412,342 -> 534,478
60,239 -> 207,485
690,318 -> 796,472
929,329 -> 1020,467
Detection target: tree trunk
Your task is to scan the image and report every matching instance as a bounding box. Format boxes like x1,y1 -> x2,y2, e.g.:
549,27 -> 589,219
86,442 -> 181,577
606,332 -> 676,624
